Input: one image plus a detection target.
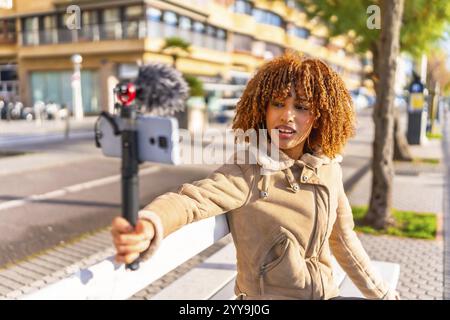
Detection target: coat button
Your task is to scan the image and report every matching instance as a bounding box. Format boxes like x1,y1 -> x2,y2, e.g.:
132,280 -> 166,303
302,176 -> 308,182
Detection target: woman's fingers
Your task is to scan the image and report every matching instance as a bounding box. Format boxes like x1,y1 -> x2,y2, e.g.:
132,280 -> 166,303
113,232 -> 150,246
111,216 -> 133,235
116,241 -> 150,255
115,252 -> 140,264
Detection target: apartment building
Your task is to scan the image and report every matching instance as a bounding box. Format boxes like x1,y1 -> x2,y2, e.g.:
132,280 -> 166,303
0,0 -> 365,114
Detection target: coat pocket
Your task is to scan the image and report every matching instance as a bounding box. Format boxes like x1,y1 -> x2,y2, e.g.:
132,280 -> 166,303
258,227 -> 309,296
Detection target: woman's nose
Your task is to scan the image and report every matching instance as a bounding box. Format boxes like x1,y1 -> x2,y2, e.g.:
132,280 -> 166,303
281,104 -> 295,122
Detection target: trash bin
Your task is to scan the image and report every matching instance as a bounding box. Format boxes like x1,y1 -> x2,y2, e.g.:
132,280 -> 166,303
406,73 -> 427,145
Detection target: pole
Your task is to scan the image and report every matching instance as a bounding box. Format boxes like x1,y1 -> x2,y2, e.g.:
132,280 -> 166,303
120,97 -> 140,271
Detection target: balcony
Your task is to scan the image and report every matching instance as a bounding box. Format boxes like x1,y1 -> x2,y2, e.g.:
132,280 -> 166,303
21,20 -> 227,52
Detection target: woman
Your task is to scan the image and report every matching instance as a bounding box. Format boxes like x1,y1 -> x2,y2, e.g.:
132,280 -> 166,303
111,52 -> 400,300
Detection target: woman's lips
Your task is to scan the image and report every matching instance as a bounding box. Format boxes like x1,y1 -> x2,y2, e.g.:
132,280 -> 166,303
275,125 -> 297,140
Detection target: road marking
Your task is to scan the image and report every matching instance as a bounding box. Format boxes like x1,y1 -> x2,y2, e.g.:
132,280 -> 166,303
0,166 -> 160,212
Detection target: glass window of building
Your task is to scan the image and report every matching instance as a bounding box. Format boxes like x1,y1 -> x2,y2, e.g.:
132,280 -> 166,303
233,0 -> 252,14
0,19 -> 16,43
102,8 -> 121,40
233,33 -> 252,52
163,11 -> 178,26
265,42 -> 284,57
23,16 -> 39,45
193,21 -> 205,33
290,26 -> 309,39
147,7 -> 162,22
82,10 -> 99,26
252,8 -> 283,27
30,70 -> 99,114
206,25 -> 216,37
40,15 -> 57,44
103,8 -> 120,22
217,28 -> 226,39
124,5 -> 143,38
179,16 -> 191,30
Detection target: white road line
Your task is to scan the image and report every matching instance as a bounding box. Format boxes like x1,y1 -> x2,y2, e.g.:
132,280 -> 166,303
0,166 -> 160,212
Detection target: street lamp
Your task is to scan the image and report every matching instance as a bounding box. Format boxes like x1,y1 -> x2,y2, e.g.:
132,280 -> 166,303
71,54 -> 84,120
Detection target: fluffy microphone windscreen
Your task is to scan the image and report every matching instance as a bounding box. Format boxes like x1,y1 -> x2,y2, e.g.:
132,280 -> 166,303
134,62 -> 190,116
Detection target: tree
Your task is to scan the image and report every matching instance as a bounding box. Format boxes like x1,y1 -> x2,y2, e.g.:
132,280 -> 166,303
426,49 -> 450,132
161,36 -> 192,69
299,0 -> 450,228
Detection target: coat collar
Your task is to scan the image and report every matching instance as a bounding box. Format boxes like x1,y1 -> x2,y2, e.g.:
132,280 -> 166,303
248,141 -> 342,174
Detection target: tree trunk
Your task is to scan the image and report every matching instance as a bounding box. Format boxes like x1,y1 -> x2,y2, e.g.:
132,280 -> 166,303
393,108 -> 413,161
364,0 -> 405,229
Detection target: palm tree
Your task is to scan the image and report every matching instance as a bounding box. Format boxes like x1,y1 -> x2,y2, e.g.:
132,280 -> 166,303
161,37 -> 192,69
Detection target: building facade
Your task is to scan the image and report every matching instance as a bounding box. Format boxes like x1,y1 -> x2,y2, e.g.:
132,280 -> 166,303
0,0 -> 365,114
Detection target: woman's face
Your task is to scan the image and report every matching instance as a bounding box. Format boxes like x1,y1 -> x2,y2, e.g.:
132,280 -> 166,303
265,91 -> 315,159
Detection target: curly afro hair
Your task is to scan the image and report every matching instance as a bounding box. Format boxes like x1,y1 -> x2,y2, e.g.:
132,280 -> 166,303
232,51 -> 356,158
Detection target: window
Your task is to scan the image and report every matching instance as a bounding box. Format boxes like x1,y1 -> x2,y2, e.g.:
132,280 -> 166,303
217,28 -> 226,39
124,5 -> 143,38
82,11 -> 99,26
288,26 -> 309,39
30,70 -> 100,113
206,25 -> 216,37
193,21 -> 205,33
233,0 -> 252,15
102,8 -> 121,40
163,11 -> 177,26
265,42 -> 284,57
252,8 -> 283,27
103,8 -> 120,22
147,8 -> 162,22
179,16 -> 191,30
0,68 -> 17,81
23,17 -> 39,45
233,33 -> 252,52
0,19 -> 16,43
41,15 -> 57,44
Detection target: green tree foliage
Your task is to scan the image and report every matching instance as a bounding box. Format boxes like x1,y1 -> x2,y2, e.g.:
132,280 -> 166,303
161,37 -> 192,68
184,74 -> 204,97
300,0 -> 450,57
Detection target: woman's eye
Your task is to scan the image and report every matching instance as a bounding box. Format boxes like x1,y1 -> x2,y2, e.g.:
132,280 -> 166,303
295,104 -> 309,111
272,102 -> 284,108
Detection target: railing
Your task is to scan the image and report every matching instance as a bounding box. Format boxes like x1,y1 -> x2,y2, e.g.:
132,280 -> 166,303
21,20 -> 227,52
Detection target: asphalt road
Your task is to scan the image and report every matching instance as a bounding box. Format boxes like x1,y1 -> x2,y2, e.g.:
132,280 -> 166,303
0,137 -> 220,267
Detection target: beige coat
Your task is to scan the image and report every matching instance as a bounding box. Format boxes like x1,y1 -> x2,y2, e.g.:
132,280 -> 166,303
139,147 -> 391,300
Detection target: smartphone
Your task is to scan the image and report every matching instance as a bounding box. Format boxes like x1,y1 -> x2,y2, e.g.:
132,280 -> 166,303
96,114 -> 181,165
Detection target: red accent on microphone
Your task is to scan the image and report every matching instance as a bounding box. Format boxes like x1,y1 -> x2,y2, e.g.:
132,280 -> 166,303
116,83 -> 137,106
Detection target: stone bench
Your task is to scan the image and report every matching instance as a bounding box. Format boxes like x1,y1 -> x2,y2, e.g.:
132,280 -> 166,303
20,214 -> 400,300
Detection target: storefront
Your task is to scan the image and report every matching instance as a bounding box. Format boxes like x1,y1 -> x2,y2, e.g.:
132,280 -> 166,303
29,70 -> 100,114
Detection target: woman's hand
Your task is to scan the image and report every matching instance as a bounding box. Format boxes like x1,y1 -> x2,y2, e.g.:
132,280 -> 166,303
111,216 -> 155,264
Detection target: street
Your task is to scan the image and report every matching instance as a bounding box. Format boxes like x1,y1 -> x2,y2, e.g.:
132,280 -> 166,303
0,136 -> 222,266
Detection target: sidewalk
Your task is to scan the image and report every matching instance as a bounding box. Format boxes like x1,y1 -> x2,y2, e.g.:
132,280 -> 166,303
0,109 -> 447,300
0,117 -> 97,149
